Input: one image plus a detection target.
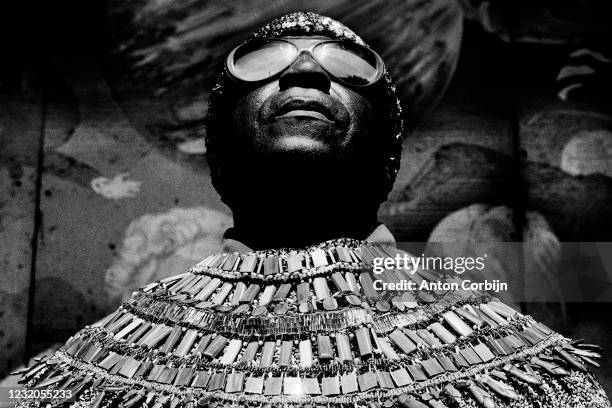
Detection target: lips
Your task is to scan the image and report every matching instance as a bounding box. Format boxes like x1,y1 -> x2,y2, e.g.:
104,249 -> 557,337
274,99 -> 334,122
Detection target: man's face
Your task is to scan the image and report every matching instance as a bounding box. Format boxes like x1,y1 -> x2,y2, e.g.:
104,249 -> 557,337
231,36 -> 374,159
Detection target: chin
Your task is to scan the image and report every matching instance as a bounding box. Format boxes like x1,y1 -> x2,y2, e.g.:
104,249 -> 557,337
267,117 -> 343,146
271,135 -> 331,155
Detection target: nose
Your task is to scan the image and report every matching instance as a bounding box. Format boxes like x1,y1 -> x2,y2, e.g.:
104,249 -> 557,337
278,51 -> 331,93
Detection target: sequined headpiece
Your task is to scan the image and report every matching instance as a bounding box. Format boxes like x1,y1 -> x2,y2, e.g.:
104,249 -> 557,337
205,12 -> 404,206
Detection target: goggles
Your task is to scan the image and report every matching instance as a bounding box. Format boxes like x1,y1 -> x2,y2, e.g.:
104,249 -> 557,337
225,37 -> 385,87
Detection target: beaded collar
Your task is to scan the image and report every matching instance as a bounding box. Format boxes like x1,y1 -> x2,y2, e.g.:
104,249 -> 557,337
12,237 -> 610,408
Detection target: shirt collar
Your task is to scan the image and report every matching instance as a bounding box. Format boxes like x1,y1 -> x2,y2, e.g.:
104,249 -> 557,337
221,224 -> 395,254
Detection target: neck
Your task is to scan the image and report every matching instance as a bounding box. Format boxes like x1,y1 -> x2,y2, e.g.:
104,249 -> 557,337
229,206 -> 379,250
222,154 -> 382,250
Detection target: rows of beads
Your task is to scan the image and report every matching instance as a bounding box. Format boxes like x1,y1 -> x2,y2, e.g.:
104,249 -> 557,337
62,313 -> 538,376
22,331 -> 576,408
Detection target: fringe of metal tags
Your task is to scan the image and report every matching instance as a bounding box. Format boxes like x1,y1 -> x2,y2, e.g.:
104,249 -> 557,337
13,238 -> 610,407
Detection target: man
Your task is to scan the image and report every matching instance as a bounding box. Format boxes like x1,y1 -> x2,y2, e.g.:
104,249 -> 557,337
12,12 -> 609,408
205,13 -> 403,251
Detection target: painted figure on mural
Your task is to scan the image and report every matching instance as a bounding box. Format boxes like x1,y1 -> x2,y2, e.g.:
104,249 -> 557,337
10,12 -> 610,408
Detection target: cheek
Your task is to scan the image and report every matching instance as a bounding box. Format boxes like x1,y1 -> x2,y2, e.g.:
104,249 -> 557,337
333,85 -> 374,140
232,84 -> 275,137
232,93 -> 258,137
351,95 -> 373,129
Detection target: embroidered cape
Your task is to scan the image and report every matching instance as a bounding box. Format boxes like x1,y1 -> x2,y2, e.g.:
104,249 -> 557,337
13,236 -> 610,408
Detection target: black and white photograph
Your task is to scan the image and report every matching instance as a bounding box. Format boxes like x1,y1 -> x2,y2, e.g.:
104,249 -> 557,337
1,1 -> 611,407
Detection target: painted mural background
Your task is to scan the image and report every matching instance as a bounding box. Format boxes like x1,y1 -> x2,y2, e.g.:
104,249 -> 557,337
1,0 -> 611,393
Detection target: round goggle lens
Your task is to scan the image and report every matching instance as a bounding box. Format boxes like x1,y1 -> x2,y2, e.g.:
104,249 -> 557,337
232,40 -> 297,81
314,42 -> 380,86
